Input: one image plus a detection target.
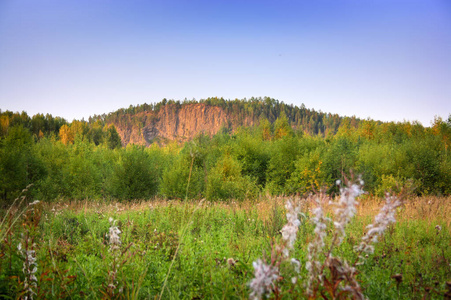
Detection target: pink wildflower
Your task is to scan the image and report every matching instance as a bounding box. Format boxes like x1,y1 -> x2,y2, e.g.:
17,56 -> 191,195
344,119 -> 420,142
355,194 -> 402,254
249,259 -> 279,300
108,218 -> 121,251
333,178 -> 364,245
280,200 -> 301,257
306,195 -> 329,295
17,242 -> 38,300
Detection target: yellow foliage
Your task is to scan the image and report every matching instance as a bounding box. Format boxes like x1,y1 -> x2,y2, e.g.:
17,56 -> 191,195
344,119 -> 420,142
59,124 -> 74,145
0,115 -> 9,136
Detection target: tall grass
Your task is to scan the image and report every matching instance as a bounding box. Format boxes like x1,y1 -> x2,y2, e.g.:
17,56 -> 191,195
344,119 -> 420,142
0,193 -> 450,299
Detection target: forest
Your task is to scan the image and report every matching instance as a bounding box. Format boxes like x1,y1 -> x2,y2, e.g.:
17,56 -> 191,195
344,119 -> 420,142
1,98 -> 450,204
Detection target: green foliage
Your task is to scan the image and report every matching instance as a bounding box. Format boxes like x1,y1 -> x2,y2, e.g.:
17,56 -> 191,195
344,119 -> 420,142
403,136 -> 442,194
1,99 -> 451,200
161,151 -> 205,200
65,138 -> 102,199
235,132 -> 270,187
287,148 -> 326,195
322,136 -> 358,185
111,145 -> 159,200
206,154 -> 258,201
374,174 -> 412,197
88,120 -> 104,145
0,125 -> 45,203
266,136 -> 300,195
273,111 -> 293,140
105,124 -> 122,149
33,137 -> 68,200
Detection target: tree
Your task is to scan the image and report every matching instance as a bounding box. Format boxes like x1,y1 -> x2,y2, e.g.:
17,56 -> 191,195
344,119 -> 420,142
322,137 -> 358,185
64,139 -> 102,199
31,114 -> 46,137
0,125 -> 44,202
105,125 -> 122,149
89,120 -> 104,145
336,117 -> 354,138
59,124 -> 74,145
161,152 -> 205,200
266,136 -> 300,195
431,116 -> 451,151
273,112 -> 293,140
206,153 -> 258,200
287,149 -> 326,195
259,117 -> 272,141
110,145 -> 159,200
0,114 -> 9,137
235,133 -> 269,187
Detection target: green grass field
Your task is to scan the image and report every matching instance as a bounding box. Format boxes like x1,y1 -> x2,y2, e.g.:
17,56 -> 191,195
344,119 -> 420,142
1,195 -> 450,299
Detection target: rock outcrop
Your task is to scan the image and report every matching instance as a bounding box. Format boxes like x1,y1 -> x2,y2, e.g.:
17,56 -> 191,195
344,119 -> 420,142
111,103 -> 253,146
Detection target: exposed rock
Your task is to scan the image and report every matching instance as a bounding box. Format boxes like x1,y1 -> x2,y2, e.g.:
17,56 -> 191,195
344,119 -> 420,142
110,103 -> 253,147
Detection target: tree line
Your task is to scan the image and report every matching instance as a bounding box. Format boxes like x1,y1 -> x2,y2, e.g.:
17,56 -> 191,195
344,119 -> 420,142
0,100 -> 450,203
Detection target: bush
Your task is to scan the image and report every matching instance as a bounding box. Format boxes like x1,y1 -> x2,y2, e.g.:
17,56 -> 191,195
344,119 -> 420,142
110,145 -> 159,200
161,154 -> 205,200
206,154 -> 258,201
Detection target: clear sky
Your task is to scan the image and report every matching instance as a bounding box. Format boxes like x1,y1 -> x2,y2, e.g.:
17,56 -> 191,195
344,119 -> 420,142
0,0 -> 450,125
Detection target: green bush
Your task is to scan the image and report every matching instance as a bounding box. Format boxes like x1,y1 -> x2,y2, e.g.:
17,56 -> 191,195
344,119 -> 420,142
206,154 -> 258,201
161,154 -> 205,200
110,145 -> 159,200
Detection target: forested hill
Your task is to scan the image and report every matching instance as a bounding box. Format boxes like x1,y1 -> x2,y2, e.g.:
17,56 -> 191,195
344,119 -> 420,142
1,97 -> 449,147
1,97 -> 451,201
94,97 -> 364,146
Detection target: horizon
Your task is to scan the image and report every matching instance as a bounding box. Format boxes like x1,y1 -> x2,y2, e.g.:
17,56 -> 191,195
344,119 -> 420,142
1,0 -> 450,126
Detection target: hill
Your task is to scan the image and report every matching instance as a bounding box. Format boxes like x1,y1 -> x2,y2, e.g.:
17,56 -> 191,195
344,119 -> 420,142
94,97 -> 360,146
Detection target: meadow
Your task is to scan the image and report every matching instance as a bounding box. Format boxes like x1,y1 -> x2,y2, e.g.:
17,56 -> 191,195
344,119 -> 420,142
1,190 -> 450,299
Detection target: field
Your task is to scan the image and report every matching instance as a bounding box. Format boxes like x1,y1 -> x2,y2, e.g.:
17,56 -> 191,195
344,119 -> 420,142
1,190 -> 450,299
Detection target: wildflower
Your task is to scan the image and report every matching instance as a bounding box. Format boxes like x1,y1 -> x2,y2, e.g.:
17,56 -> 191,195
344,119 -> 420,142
108,218 -> 121,251
306,196 -> 328,295
291,258 -> 300,274
327,258 -> 364,300
355,194 -> 402,254
280,200 -> 301,257
435,225 -> 442,233
17,242 -> 38,300
249,259 -> 279,300
227,258 -> 236,267
333,178 -> 364,245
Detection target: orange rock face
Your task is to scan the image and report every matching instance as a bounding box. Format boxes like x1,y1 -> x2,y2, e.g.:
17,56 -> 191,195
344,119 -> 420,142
111,103 -> 254,146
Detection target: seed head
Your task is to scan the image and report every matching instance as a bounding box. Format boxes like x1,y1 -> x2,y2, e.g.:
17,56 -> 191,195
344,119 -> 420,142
108,218 -> 121,251
249,259 -> 279,300
280,200 -> 301,257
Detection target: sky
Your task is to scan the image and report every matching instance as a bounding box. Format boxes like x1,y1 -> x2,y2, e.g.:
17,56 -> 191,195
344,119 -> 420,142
0,0 -> 450,126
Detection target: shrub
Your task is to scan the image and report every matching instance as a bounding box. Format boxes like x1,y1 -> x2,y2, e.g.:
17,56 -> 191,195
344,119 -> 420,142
110,145 -> 159,200
206,154 -> 258,201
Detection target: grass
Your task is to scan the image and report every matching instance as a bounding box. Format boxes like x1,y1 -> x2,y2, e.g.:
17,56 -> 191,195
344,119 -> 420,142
1,195 -> 450,299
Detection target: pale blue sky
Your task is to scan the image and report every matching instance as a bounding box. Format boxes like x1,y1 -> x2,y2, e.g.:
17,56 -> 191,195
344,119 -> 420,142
0,0 -> 450,125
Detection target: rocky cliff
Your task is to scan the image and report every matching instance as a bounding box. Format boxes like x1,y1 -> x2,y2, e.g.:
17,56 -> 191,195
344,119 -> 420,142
110,103 -> 254,146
